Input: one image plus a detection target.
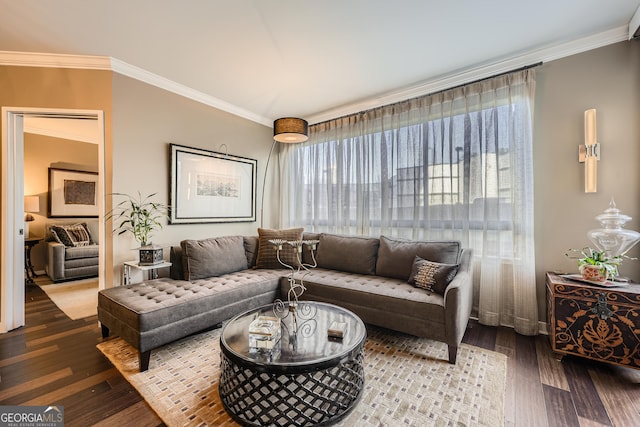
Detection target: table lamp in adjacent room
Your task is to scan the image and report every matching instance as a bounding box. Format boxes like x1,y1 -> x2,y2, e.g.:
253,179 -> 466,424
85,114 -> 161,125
24,195 -> 40,238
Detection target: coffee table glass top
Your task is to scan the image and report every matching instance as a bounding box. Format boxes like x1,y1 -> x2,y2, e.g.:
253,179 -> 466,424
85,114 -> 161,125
221,301 -> 366,368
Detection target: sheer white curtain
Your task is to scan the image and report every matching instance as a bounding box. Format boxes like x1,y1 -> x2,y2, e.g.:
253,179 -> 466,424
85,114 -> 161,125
280,69 -> 538,335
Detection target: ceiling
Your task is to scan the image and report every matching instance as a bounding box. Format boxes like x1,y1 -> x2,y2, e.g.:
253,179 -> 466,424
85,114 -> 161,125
1,1 -> 639,127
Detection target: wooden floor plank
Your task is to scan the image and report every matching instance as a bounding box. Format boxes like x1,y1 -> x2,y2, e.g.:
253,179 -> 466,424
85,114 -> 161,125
515,333 -> 549,427
495,327 -> 517,427
26,324 -> 98,347
588,367 -> 640,427
92,400 -> 163,427
562,357 -> 612,426
536,336 -> 570,391
542,384 -> 580,427
19,368 -> 120,406
0,368 -> 73,402
0,344 -> 58,368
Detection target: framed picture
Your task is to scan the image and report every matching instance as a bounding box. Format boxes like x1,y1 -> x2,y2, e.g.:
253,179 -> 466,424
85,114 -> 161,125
170,143 -> 257,223
48,168 -> 99,218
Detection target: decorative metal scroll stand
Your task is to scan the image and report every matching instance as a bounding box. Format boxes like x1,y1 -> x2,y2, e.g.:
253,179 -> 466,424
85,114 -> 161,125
269,239 -> 320,338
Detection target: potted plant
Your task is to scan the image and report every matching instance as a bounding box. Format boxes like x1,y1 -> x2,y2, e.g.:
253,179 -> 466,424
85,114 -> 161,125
565,247 -> 623,282
107,192 -> 169,265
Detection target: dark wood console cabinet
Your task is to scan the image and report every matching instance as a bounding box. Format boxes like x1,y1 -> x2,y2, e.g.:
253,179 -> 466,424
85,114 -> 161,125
546,272 -> 640,370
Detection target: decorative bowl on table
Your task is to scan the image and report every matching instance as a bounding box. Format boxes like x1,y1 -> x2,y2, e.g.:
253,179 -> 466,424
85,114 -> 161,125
579,264 -> 609,283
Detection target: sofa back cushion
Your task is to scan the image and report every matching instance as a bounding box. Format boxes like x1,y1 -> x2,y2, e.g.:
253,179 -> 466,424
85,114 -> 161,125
375,235 -> 461,281
244,236 -> 259,268
170,246 -> 184,280
316,233 -> 379,275
181,235 -> 248,280
301,232 -> 321,265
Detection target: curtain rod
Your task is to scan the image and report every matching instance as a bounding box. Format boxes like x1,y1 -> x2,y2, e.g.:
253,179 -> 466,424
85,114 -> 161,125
425,61 -> 543,97
311,61 -> 543,127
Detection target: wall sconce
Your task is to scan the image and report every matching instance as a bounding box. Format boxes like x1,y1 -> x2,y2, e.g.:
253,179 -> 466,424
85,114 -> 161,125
578,109 -> 600,193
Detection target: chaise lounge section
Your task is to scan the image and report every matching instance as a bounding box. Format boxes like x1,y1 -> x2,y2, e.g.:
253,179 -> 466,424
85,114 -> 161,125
98,230 -> 473,371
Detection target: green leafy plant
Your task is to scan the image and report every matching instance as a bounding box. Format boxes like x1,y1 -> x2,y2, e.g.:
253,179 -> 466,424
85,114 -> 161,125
564,247 -> 623,279
107,192 -> 168,247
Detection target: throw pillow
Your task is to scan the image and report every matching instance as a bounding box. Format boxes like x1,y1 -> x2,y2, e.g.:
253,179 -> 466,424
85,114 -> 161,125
181,235 -> 248,280
408,255 -> 459,295
50,223 -> 92,247
255,228 -> 304,269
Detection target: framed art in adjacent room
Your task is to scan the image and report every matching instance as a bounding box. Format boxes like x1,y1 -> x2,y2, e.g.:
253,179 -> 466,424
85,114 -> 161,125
170,143 -> 257,223
48,168 -> 99,218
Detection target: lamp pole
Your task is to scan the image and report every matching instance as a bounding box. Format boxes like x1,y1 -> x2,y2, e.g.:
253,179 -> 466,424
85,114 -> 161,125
260,139 -> 278,228
261,117 -> 309,228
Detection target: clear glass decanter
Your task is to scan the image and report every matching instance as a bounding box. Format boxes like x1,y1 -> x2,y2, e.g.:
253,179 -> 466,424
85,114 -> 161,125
587,199 -> 640,258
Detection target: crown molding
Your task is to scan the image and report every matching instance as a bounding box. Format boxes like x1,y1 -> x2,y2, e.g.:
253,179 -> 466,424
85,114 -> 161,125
0,50 -> 111,69
630,5 -> 640,39
109,58 -> 272,127
0,24 -> 630,128
306,25 -> 630,125
0,50 -> 271,127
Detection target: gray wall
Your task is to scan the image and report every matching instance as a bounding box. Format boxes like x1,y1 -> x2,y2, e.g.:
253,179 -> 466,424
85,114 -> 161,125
111,74 -> 272,282
534,40 -> 640,322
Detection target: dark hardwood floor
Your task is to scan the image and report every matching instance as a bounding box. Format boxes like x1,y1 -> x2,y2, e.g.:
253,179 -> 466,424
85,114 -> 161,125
1,280 -> 639,426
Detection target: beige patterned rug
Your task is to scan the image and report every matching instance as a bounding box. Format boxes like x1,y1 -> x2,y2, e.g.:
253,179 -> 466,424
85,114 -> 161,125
39,278 -> 98,320
97,326 -> 506,426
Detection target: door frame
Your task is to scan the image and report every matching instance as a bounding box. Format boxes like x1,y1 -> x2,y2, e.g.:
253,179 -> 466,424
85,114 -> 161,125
1,107 -> 106,332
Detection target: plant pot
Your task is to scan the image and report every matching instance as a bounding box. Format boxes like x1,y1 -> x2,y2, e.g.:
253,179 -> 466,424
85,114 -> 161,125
139,244 -> 163,266
579,264 -> 609,283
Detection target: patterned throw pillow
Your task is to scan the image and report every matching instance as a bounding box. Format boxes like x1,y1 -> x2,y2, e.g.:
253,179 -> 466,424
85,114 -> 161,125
50,223 -> 92,247
407,255 -> 459,295
255,228 -> 304,269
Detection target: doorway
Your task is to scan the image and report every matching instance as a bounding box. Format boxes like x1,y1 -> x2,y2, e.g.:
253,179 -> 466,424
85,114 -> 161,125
1,107 -> 106,332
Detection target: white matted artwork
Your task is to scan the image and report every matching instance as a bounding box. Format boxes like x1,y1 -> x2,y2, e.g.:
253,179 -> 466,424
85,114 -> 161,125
170,143 -> 256,223
48,168 -> 98,218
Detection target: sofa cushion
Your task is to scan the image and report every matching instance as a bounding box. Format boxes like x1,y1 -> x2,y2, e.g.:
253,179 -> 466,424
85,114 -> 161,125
64,244 -> 99,260
375,236 -> 461,281
408,256 -> 459,295
302,232 -> 321,265
170,246 -> 184,280
255,228 -> 304,269
244,236 -> 259,268
316,233 -> 379,275
181,236 -> 248,280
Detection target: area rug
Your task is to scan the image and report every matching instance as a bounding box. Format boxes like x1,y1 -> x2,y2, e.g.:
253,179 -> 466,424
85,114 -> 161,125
39,278 -> 98,320
97,324 -> 506,426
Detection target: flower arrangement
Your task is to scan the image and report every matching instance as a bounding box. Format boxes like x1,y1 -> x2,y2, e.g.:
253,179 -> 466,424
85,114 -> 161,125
565,247 -> 623,281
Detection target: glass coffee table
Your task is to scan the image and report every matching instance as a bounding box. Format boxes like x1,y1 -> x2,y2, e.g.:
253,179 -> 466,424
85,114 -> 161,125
219,301 -> 366,426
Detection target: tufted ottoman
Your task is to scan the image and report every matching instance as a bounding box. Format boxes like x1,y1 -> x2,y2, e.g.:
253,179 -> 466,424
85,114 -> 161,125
97,270 -> 283,371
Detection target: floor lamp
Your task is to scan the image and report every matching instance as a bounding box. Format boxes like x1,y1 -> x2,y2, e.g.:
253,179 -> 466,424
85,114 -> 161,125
260,117 -> 308,228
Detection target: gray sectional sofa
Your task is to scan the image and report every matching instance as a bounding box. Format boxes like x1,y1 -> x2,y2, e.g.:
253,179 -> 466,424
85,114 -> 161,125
98,230 -> 472,371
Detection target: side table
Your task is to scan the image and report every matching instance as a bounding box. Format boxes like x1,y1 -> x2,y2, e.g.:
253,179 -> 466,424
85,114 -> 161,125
123,260 -> 172,285
546,272 -> 640,370
25,236 -> 43,285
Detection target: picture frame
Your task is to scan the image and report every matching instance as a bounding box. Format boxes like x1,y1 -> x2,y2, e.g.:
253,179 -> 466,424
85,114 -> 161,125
170,143 -> 257,224
48,168 -> 99,218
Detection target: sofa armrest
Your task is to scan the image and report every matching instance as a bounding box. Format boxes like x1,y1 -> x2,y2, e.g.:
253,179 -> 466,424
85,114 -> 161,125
47,241 -> 66,281
443,249 -> 473,347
